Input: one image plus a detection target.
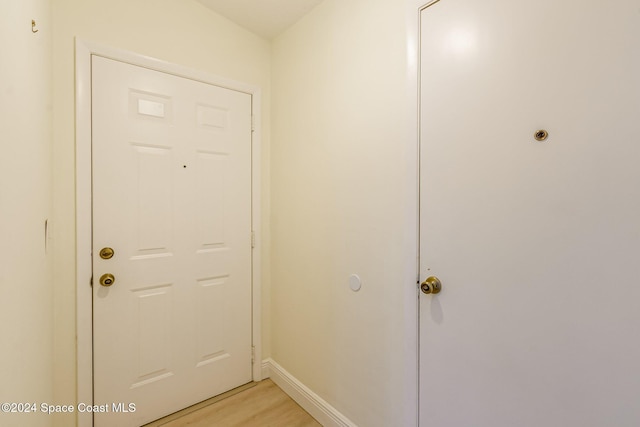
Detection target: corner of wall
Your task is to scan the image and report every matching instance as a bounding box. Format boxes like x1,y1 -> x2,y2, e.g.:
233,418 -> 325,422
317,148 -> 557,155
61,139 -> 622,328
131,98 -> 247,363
262,359 -> 357,427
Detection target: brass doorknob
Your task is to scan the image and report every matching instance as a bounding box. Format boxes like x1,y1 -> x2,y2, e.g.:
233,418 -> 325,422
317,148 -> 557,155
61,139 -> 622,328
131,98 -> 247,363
99,273 -> 115,287
420,276 -> 442,294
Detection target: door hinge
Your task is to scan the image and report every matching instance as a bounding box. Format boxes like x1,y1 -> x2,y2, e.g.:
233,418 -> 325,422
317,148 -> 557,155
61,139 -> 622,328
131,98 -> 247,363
90,276 -> 94,287
251,346 -> 256,364
251,231 -> 256,249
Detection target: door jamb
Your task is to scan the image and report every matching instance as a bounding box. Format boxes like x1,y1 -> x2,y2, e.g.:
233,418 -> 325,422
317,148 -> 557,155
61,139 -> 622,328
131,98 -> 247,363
408,1 -> 442,426
75,39 -> 263,427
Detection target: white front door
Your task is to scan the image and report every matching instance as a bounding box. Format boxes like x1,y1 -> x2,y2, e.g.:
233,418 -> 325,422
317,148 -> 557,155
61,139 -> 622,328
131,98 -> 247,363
92,56 -> 253,426
419,1 -> 640,426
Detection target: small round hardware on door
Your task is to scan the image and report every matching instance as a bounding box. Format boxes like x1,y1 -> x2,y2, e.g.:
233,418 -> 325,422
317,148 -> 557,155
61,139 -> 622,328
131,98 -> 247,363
420,276 -> 442,295
99,247 -> 115,260
534,129 -> 549,141
100,273 -> 115,287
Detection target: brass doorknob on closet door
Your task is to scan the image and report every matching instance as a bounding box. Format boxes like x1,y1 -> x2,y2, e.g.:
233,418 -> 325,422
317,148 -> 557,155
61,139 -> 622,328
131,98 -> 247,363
99,273 -> 115,287
420,276 -> 442,294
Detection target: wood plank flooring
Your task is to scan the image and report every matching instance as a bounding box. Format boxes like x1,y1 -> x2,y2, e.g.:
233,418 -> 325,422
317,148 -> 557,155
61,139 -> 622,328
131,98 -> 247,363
146,379 -> 322,427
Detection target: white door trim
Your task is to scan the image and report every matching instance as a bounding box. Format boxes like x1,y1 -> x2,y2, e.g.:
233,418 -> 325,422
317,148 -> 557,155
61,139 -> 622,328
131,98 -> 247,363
406,1 -> 441,426
75,39 -> 263,427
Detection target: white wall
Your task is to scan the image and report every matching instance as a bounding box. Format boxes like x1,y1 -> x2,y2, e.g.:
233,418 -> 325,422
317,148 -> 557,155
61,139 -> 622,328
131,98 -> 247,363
271,0 -> 418,425
51,1 -> 271,425
0,1 -> 53,426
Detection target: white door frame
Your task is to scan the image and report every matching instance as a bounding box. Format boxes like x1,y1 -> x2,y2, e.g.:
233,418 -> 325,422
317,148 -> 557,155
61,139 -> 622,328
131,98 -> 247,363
406,1 -> 443,426
75,39 -> 263,427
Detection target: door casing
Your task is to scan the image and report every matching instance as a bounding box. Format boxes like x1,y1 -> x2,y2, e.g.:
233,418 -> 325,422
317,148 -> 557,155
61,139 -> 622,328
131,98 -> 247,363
405,2 -> 439,426
75,39 -> 263,427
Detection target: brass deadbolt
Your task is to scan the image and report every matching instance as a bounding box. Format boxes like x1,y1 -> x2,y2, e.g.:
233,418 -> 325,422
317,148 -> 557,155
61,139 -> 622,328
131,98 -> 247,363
100,273 -> 115,287
420,276 -> 442,295
99,247 -> 115,259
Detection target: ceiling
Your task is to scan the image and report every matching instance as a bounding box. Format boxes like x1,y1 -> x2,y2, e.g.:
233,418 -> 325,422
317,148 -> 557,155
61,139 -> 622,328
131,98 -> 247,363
196,0 -> 324,40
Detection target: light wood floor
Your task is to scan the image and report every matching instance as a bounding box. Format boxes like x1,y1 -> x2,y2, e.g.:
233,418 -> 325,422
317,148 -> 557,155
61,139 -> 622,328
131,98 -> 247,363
146,379 -> 322,427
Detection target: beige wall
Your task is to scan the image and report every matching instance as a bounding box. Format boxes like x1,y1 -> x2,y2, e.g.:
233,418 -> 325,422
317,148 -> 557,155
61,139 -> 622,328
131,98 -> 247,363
271,0 -> 418,425
0,1 -> 53,426
51,1 -> 271,425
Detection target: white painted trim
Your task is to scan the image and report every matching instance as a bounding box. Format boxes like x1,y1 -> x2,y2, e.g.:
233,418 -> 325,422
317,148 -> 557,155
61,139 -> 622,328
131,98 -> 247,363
75,39 -> 93,427
251,90 -> 263,383
263,358 -> 357,427
405,1 -> 428,427
75,38 -> 263,427
261,359 -> 271,379
409,2 -> 448,426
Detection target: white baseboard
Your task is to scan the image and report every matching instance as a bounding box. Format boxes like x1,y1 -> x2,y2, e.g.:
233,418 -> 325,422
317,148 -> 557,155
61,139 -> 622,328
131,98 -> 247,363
261,358 -> 357,427
261,359 -> 270,380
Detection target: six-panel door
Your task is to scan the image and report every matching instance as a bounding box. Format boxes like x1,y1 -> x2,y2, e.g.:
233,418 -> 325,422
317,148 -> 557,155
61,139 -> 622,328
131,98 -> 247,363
92,55 -> 253,426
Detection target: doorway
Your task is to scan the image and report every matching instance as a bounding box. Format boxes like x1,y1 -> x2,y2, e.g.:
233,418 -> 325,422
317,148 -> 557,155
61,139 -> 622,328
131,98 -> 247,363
76,41 -> 263,427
